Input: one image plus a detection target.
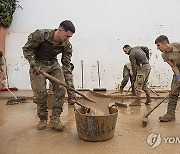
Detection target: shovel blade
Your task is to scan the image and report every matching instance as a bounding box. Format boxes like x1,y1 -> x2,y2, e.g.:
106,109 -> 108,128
78,90 -> 111,116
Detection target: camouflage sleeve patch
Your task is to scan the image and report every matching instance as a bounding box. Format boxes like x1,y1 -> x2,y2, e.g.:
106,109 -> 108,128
64,42 -> 73,53
22,29 -> 45,65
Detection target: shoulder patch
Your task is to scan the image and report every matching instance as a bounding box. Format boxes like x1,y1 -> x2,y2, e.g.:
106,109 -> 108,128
69,44 -> 72,49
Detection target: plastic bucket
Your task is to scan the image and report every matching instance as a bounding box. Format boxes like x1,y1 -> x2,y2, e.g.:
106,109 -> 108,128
74,106 -> 118,142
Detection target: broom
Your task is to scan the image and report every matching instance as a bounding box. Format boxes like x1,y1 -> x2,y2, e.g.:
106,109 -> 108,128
93,60 -> 106,91
142,84 -> 180,127
0,57 -> 18,91
2,58 -> 27,105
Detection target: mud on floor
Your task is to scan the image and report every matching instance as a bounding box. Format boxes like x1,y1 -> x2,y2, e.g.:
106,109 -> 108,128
0,98 -> 180,154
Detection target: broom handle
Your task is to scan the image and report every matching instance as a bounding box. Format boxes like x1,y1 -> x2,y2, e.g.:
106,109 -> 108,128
4,57 -> 10,88
6,87 -> 18,99
148,87 -> 159,96
81,60 -> 84,89
144,84 -> 180,118
121,85 -> 131,102
39,70 -> 95,103
97,60 -> 101,88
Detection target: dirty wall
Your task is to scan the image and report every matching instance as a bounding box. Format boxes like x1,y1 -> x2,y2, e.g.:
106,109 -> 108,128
4,0 -> 180,90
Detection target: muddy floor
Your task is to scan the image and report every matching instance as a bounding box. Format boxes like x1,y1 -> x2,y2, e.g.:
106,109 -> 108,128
0,92 -> 180,154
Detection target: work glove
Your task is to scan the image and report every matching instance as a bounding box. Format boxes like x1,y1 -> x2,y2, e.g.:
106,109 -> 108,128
176,74 -> 180,83
31,65 -> 40,75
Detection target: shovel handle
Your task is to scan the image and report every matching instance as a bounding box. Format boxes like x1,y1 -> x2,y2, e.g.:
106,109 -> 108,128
97,60 -> 101,88
39,70 -> 95,102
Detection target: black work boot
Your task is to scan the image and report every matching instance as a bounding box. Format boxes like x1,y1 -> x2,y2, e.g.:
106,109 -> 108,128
49,116 -> 65,131
38,120 -> 47,130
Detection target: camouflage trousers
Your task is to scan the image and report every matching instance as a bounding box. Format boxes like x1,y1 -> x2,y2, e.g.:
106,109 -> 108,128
30,61 -> 66,121
134,64 -> 151,100
120,65 -> 135,93
167,65 -> 180,113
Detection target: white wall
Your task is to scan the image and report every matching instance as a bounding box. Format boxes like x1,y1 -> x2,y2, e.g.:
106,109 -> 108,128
5,0 -> 180,90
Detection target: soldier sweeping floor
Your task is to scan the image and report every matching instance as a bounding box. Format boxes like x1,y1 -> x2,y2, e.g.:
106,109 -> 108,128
119,62 -> 135,95
155,35 -> 180,122
123,45 -> 152,106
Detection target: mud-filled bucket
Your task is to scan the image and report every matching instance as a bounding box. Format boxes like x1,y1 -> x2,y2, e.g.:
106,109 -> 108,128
74,105 -> 118,142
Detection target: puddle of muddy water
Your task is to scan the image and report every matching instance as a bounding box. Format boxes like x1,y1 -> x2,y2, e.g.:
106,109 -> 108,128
0,98 -> 180,154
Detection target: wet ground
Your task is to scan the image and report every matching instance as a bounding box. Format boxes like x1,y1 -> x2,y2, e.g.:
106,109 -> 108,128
0,90 -> 180,154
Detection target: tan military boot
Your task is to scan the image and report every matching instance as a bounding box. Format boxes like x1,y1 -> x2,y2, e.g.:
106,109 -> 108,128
145,97 -> 152,105
38,120 -> 47,130
49,117 -> 65,131
159,112 -> 175,122
129,99 -> 142,106
145,93 -> 152,105
129,92 -> 141,106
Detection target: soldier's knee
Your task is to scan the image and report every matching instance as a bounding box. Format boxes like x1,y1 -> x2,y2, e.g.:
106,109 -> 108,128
55,86 -> 66,97
34,91 -> 48,101
61,86 -> 66,96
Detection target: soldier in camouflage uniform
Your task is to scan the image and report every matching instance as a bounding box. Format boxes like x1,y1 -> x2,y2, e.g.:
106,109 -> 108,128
23,20 -> 76,130
155,35 -> 180,122
119,62 -> 135,95
123,45 -> 151,106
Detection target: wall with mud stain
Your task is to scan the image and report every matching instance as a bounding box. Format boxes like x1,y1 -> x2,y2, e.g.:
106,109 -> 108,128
4,0 -> 180,89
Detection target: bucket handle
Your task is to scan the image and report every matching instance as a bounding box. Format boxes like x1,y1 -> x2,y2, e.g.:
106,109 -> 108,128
74,108 -> 81,114
74,102 -> 90,114
110,104 -> 118,109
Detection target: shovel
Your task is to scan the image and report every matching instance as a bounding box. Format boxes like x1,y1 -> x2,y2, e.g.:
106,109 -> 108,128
78,90 -> 111,115
39,70 -> 94,102
39,70 -> 111,115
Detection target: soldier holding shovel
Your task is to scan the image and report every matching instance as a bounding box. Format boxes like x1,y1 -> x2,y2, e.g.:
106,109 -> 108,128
23,20 -> 76,130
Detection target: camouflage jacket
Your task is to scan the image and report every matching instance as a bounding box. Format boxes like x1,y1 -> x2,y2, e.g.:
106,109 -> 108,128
22,29 -> 74,86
